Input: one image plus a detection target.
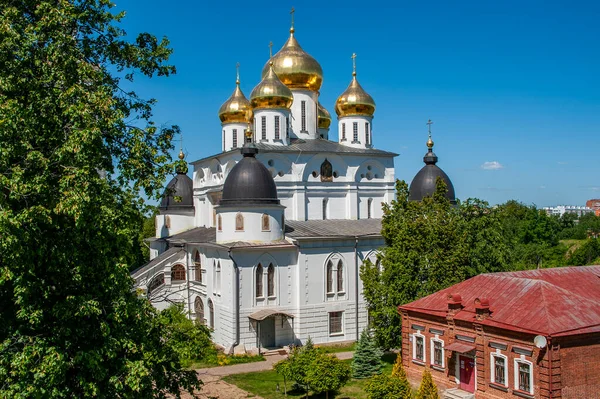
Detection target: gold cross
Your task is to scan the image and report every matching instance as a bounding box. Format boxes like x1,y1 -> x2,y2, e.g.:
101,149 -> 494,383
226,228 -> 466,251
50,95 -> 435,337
426,119 -> 433,138
269,41 -> 273,59
351,53 -> 357,76
290,7 -> 295,31
235,62 -> 240,84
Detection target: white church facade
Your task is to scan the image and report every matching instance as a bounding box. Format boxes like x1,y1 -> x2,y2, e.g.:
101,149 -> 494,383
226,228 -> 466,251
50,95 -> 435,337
132,16 -> 454,354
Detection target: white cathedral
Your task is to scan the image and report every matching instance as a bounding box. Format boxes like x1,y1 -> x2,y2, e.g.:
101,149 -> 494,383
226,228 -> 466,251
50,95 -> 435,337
132,17 -> 454,354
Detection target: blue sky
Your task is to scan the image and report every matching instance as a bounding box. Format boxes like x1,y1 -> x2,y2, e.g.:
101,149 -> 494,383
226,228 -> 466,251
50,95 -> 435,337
116,0 -> 599,207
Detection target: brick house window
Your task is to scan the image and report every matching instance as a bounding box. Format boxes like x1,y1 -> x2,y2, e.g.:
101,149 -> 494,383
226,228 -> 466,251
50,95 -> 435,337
329,311 -> 343,334
493,355 -> 507,385
413,333 -> 425,362
431,339 -> 444,367
515,359 -> 533,394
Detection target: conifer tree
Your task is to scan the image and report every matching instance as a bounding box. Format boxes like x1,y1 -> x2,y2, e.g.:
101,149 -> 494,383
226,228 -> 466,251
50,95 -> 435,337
391,353 -> 408,380
352,328 -> 384,378
416,369 -> 440,399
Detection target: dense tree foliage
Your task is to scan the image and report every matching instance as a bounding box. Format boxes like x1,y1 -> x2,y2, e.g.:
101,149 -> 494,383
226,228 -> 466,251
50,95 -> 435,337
362,178 -> 600,349
352,328 -> 383,378
158,304 -> 217,367
361,179 -> 510,348
0,0 -> 201,397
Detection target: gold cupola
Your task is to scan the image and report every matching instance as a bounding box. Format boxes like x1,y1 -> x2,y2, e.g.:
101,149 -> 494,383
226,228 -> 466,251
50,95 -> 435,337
250,61 -> 294,110
317,102 -> 332,129
261,10 -> 323,92
335,53 -> 376,118
218,64 -> 252,124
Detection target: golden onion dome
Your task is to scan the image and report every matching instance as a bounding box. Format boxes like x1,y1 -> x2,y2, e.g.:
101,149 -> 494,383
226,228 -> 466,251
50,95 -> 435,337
218,78 -> 251,124
335,72 -> 376,118
261,28 -> 323,92
317,102 -> 331,129
250,63 -> 294,110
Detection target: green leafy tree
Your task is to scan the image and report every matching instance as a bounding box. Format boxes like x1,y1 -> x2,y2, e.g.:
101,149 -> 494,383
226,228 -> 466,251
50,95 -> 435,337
365,373 -> 411,399
158,304 -> 217,367
305,354 -> 351,399
567,239 -> 600,265
274,357 -> 293,397
0,0 -> 200,397
288,338 -> 319,395
352,328 -> 383,378
415,369 -> 439,399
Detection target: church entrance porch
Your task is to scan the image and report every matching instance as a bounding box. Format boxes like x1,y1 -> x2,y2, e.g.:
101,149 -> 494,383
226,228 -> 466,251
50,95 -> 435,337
248,309 -> 295,354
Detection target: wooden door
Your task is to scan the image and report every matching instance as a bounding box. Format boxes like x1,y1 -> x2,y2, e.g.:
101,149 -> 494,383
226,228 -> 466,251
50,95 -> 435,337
459,355 -> 475,393
260,318 -> 276,348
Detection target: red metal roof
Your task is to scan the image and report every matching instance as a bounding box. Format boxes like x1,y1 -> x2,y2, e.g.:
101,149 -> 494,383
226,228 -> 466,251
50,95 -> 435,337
399,266 -> 600,337
445,342 -> 476,353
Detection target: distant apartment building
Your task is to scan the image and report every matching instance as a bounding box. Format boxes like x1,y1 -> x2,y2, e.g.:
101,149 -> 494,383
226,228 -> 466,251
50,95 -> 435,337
542,205 -> 594,217
586,199 -> 600,216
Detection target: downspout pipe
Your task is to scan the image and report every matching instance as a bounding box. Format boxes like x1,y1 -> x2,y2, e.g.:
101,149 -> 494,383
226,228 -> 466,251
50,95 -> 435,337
354,236 -> 359,341
228,249 -> 240,353
186,244 -> 192,319
548,336 -> 553,399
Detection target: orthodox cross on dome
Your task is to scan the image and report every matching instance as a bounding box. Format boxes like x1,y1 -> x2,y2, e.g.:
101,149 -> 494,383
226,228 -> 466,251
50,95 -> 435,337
235,62 -> 240,84
269,41 -> 273,59
290,7 -> 295,32
351,53 -> 357,76
426,119 -> 434,149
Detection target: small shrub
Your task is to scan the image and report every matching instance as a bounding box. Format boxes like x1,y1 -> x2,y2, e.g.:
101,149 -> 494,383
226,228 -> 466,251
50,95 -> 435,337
306,354 -> 351,399
352,329 -> 384,378
365,373 -> 411,399
416,368 -> 439,399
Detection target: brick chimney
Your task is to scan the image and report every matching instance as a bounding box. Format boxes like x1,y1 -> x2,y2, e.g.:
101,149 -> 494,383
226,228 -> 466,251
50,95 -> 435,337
447,294 -> 463,316
474,297 -> 491,320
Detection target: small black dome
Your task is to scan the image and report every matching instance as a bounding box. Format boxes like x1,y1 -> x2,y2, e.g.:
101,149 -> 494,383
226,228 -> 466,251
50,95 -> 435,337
160,173 -> 194,210
408,149 -> 456,204
220,145 -> 279,206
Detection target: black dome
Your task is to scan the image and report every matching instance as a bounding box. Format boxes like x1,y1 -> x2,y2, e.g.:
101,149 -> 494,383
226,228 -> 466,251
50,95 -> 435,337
220,145 -> 279,206
408,149 -> 456,204
159,173 -> 194,210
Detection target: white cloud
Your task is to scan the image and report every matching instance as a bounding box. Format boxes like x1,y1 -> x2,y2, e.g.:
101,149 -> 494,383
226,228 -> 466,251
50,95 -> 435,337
481,161 -> 504,170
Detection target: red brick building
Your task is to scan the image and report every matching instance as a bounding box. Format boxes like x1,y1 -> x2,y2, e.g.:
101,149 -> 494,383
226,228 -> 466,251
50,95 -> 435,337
398,266 -> 600,399
586,199 -> 600,217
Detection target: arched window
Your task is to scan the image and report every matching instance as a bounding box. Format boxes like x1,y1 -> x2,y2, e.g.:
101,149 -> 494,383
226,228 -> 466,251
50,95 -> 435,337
337,260 -> 344,292
171,264 -> 186,281
262,213 -> 270,231
216,261 -> 221,294
322,198 -> 328,220
367,198 -> 373,219
148,274 -> 164,294
194,297 -> 205,325
320,159 -> 333,182
256,264 -> 263,298
208,299 -> 214,329
194,251 -> 202,283
217,214 -> 222,231
267,264 -> 275,297
236,212 -> 244,231
326,260 -> 334,293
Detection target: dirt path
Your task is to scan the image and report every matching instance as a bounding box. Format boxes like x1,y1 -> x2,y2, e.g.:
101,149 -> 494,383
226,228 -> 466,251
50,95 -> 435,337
180,351 -> 354,399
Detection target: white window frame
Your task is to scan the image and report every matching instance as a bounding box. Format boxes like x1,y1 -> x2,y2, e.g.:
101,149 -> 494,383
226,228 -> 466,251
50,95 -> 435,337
514,356 -> 533,394
430,337 -> 445,368
412,331 -> 425,362
490,350 -> 508,387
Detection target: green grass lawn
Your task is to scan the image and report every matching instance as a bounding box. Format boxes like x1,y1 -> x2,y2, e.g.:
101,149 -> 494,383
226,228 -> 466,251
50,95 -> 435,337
315,342 -> 357,354
223,353 -> 397,399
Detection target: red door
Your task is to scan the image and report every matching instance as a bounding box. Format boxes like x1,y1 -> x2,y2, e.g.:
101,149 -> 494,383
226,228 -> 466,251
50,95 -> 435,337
459,355 -> 475,393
